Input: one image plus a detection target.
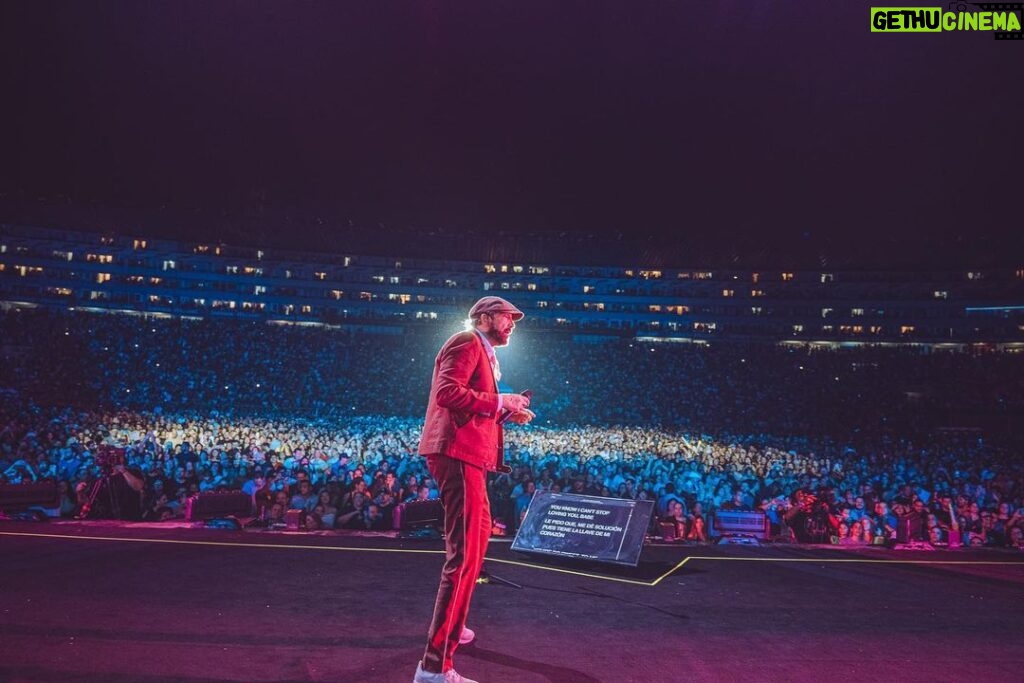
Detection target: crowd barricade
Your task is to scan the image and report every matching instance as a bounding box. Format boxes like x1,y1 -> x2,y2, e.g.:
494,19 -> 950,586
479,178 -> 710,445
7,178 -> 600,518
0,480 -> 59,514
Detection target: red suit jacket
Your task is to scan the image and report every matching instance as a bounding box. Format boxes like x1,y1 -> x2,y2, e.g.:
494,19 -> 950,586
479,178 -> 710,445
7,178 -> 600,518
418,331 -> 506,471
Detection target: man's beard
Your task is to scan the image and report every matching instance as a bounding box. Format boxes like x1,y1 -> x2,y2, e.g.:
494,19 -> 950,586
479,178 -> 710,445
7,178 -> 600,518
486,326 -> 511,347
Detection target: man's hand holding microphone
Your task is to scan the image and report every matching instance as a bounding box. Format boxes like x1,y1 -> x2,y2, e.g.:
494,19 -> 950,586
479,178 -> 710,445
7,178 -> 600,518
499,391 -> 535,425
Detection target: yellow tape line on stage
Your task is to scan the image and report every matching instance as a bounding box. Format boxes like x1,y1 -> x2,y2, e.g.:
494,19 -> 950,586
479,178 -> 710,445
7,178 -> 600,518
681,555 -> 1024,565
3,531 -> 1020,588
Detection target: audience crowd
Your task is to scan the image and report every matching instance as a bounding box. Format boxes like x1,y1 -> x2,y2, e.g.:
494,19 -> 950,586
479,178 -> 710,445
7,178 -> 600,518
0,308 -> 1022,548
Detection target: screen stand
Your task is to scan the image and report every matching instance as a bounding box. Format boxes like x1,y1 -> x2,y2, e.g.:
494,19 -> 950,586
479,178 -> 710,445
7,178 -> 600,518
476,562 -> 522,589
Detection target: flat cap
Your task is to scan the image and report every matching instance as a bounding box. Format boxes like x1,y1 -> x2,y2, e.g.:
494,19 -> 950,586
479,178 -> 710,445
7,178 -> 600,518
468,296 -> 524,321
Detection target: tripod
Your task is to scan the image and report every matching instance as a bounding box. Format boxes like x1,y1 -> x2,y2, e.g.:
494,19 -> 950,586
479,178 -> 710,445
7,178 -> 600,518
76,473 -> 122,520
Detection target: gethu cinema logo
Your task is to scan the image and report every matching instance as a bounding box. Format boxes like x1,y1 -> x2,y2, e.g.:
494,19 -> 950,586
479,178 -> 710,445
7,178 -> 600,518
871,6 -> 1022,32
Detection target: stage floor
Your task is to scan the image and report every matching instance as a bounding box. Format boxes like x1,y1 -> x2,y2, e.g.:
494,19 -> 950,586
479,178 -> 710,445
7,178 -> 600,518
2,521 -> 1023,683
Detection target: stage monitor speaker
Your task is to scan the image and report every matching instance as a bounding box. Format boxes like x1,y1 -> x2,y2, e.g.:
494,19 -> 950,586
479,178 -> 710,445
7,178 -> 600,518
396,499 -> 444,531
897,513 -> 926,543
185,491 -> 253,521
710,510 -> 770,540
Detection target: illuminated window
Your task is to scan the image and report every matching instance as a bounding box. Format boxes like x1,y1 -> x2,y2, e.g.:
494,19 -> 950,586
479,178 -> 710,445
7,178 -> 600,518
285,270 -> 293,279
330,289 -> 344,300
1016,269 -> 1024,280
695,272 -> 713,280
751,307 -> 762,315
513,265 -> 523,273
792,324 -> 804,333
528,266 -> 549,274
722,289 -> 734,297
389,293 -> 412,304
484,264 -> 497,273
149,277 -> 162,285
822,325 -> 833,333
301,305 -> 312,314
820,273 -> 834,283
583,285 -> 595,293
390,276 -> 400,284
500,265 -> 509,273
666,305 -> 689,315
851,308 -> 864,316
933,291 -> 948,299
649,305 -> 662,312
52,250 -> 73,261
163,260 -> 176,270
126,275 -> 144,284
359,292 -> 373,301
86,254 -> 113,264
527,283 -> 537,291
966,271 -> 983,280
89,291 -> 109,300
870,326 -> 883,334
315,272 -> 327,281
900,325 -> 915,335
46,287 -> 72,297
254,285 -> 267,295
416,311 -> 439,319
133,239 -> 147,249
781,272 -> 794,281
242,302 -> 265,311
193,298 -> 206,307
821,308 -> 833,318
584,302 -> 605,311
225,266 -> 238,274
751,289 -> 765,297
149,295 -> 161,303
195,245 -> 210,254
639,270 -> 662,279
751,272 -> 760,283
283,304 -> 294,315
693,321 -> 717,332
445,279 -> 458,287
244,266 -> 263,275
624,269 -> 635,277
536,301 -> 548,308
96,273 -> 111,283
852,325 -> 863,334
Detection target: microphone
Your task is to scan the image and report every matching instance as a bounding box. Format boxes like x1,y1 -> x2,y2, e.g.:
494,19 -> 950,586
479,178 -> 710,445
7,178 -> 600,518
498,390 -> 532,425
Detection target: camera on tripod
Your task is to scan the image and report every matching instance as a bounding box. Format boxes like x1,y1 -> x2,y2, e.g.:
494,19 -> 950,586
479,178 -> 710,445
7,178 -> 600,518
76,446 -> 131,520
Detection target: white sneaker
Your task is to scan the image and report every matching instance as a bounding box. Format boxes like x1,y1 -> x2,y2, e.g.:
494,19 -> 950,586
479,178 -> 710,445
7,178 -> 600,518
459,626 -> 475,645
413,661 -> 479,683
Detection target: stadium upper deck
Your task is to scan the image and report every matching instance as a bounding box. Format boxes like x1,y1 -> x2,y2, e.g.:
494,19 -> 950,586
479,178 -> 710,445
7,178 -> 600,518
1,223 -> 1022,348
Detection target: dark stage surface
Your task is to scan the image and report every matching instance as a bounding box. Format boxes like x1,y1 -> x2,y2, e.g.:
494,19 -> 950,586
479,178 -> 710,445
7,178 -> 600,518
2,522 -> 1023,683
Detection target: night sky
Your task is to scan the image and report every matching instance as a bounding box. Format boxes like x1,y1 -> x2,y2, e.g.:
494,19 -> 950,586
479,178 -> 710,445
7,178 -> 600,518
0,1 -> 1020,266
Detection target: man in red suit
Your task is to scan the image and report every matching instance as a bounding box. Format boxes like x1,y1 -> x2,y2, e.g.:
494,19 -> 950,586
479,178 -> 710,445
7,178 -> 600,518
413,296 -> 534,683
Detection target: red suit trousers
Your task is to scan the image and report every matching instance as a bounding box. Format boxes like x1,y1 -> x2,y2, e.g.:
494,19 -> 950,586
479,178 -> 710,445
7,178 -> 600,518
422,454 -> 491,673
